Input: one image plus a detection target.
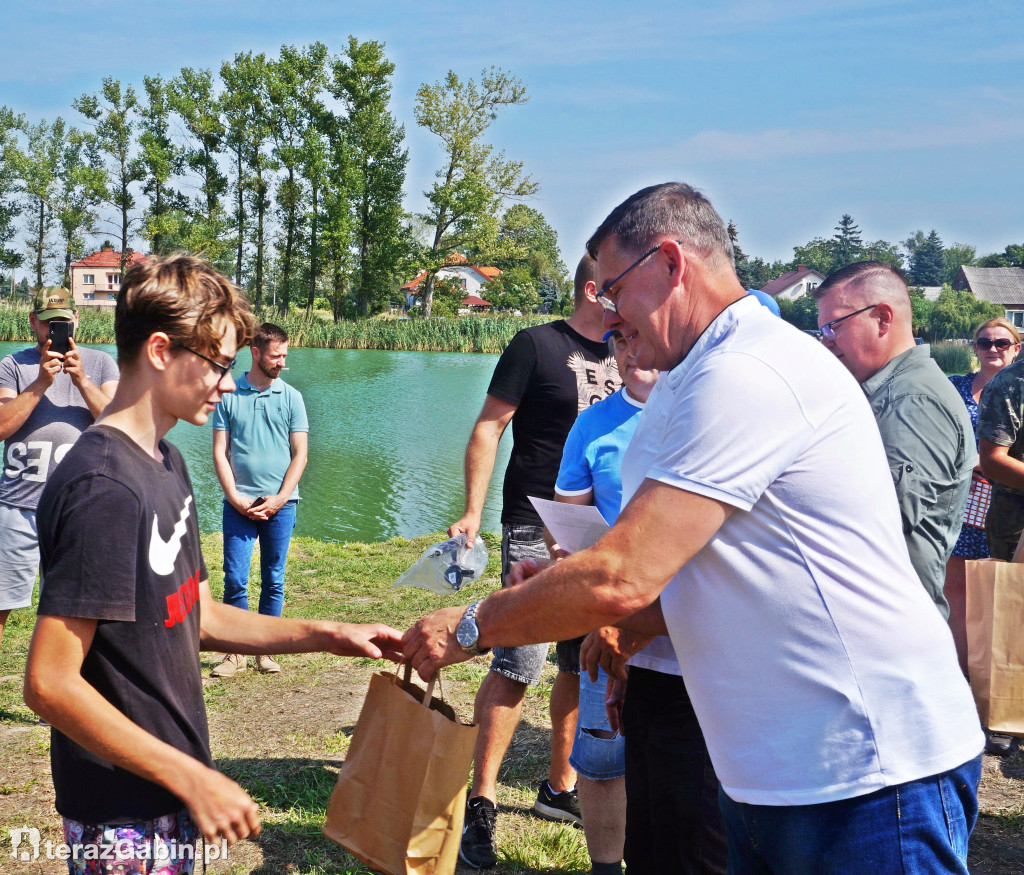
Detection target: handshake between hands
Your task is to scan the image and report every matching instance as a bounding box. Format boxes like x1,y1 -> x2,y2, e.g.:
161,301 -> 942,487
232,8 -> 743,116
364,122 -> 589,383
399,556 -> 654,733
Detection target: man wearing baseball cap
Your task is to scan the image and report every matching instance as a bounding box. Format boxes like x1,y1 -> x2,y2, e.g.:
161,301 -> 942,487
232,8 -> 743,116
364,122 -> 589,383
0,287 -> 118,653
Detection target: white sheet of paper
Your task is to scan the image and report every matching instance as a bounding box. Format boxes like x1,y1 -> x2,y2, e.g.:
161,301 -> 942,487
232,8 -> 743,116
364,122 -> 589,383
528,497 -> 610,554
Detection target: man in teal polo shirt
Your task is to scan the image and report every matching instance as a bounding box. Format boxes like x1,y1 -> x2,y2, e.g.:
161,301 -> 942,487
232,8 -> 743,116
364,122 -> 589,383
211,322 -> 309,677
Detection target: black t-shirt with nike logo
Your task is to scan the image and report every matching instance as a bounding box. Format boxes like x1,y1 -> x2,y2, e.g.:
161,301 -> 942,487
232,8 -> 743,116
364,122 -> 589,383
37,424 -> 211,824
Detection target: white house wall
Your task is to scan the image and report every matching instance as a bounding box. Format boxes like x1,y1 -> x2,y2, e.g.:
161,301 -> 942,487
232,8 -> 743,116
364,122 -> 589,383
437,266 -> 485,296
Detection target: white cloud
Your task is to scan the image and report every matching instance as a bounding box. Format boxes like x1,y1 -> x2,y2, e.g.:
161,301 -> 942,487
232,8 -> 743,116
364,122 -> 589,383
633,116 -> 1024,165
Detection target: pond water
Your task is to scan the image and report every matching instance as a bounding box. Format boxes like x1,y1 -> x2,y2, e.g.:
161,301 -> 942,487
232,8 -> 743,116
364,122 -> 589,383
0,342 -> 511,542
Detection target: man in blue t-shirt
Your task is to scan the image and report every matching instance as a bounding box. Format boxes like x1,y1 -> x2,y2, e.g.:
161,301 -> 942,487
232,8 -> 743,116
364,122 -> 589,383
211,322 -> 308,677
551,329 -> 657,875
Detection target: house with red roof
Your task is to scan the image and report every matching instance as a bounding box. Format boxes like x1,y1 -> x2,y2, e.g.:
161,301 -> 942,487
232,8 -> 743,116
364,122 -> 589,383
402,254 -> 501,310
70,243 -> 149,308
759,265 -> 826,301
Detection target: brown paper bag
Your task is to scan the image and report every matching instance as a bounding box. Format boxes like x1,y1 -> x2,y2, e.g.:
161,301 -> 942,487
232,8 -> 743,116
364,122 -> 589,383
322,664 -> 478,875
965,557 -> 1024,735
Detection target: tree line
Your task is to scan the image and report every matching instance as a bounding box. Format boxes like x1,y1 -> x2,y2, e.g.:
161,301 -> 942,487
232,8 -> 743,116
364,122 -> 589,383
0,43 -> 566,319
732,213 -> 1022,339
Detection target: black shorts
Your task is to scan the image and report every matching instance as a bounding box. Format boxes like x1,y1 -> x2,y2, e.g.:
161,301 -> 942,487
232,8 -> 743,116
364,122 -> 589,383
622,667 -> 727,875
986,489 -> 1024,561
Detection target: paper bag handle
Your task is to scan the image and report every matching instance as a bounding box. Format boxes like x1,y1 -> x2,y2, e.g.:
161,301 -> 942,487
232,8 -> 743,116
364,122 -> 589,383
400,661 -> 437,707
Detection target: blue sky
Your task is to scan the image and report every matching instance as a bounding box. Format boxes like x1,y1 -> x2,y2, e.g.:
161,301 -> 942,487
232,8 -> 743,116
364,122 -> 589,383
4,0 -> 1023,269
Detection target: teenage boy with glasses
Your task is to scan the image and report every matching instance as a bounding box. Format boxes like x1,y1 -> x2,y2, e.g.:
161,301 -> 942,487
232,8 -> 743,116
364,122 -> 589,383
24,255 -> 402,872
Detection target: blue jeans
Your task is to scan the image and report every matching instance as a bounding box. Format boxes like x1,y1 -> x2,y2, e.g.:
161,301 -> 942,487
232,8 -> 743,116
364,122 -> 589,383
569,665 -> 626,780
222,500 -> 297,617
718,755 -> 982,874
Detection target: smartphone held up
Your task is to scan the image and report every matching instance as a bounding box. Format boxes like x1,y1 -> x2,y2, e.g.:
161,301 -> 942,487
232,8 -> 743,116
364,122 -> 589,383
47,321 -> 74,356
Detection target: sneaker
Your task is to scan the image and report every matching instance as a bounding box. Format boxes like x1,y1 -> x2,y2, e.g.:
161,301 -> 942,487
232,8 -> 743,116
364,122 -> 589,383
532,780 -> 582,825
210,653 -> 246,679
459,796 -> 497,869
255,654 -> 281,674
985,731 -> 1020,757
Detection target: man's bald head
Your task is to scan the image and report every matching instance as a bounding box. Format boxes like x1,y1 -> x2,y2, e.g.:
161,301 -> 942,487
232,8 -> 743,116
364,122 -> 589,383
813,261 -> 912,325
814,261 -> 917,383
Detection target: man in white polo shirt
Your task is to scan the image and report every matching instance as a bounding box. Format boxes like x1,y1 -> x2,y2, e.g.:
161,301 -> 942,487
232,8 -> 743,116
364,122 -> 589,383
404,182 -> 984,874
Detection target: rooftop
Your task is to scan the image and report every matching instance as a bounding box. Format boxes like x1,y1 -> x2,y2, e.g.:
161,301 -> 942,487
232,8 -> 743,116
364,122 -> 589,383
959,266 -> 1024,305
71,249 -> 148,269
760,265 -> 826,297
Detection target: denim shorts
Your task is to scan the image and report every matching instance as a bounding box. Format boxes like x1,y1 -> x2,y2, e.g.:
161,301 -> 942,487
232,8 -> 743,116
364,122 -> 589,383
488,524 -> 553,685
0,504 -> 38,611
569,665 -> 625,780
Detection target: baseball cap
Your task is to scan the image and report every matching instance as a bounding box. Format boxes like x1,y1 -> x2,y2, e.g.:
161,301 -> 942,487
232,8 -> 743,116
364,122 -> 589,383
33,286 -> 77,320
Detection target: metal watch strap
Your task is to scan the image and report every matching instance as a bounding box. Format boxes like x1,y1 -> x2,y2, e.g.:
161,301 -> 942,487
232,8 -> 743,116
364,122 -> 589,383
460,600 -> 489,655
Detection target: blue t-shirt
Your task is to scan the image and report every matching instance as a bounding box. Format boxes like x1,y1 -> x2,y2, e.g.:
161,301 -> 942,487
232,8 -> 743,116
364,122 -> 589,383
210,373 -> 308,501
554,388 -> 644,525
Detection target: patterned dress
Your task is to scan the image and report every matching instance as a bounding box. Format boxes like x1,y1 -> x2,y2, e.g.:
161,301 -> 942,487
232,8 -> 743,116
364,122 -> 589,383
949,373 -> 989,559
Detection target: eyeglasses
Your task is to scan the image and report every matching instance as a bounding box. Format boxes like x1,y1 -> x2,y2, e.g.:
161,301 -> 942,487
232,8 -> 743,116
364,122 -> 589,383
596,241 -> 683,312
975,337 -> 1016,351
819,304 -> 879,341
179,345 -> 236,380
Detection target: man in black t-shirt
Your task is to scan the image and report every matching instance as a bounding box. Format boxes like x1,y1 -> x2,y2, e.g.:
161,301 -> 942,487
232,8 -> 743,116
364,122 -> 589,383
448,255 -> 621,869
25,255 -> 403,871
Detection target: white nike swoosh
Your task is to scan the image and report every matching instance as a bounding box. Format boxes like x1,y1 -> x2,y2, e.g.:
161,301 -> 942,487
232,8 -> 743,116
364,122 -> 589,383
149,495 -> 194,577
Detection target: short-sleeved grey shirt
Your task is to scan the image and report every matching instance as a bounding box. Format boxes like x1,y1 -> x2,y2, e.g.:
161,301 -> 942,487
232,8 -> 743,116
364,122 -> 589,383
0,345 -> 119,510
861,344 -> 976,617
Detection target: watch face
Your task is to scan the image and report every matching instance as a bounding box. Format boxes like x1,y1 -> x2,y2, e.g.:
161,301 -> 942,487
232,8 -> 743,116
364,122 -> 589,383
456,619 -> 478,649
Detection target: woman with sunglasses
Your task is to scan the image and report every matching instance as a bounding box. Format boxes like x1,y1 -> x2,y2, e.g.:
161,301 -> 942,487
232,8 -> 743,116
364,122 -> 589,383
944,317 -> 1022,677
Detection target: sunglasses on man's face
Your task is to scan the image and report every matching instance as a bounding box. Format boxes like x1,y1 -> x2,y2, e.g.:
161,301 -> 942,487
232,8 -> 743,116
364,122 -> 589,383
975,337 -> 1016,351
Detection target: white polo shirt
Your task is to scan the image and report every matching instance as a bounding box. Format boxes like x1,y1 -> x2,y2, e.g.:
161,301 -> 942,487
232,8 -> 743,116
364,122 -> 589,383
621,295 -> 983,806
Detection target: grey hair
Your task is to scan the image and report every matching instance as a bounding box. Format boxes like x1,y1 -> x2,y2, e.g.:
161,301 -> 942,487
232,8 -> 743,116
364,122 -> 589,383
586,182 -> 734,269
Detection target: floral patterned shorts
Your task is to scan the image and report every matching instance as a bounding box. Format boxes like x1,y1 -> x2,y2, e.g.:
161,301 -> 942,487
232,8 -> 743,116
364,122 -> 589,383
63,809 -> 197,875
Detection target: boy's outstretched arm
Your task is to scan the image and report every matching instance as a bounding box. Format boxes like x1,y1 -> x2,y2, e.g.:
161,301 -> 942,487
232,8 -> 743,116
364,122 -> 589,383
198,580 -> 404,662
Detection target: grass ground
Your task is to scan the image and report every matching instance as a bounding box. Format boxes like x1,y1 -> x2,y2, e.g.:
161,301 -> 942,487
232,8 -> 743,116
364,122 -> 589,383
1,534 -> 1022,873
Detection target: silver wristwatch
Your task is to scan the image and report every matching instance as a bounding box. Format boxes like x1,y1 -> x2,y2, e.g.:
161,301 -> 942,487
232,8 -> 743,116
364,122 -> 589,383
456,600 -> 490,655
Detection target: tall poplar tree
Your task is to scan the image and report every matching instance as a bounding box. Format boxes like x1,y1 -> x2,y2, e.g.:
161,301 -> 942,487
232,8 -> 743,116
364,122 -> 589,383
11,117 -> 66,288
293,43 -> 330,316
0,107 -> 25,275
138,75 -> 184,255
266,45 -> 319,311
54,129 -> 107,286
414,68 -> 538,317
221,52 -> 273,293
169,67 -> 229,265
331,37 -> 408,316
74,78 -> 144,273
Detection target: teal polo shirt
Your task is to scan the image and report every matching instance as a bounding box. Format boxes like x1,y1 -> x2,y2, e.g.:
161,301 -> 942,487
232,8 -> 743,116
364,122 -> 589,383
211,373 -> 309,501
